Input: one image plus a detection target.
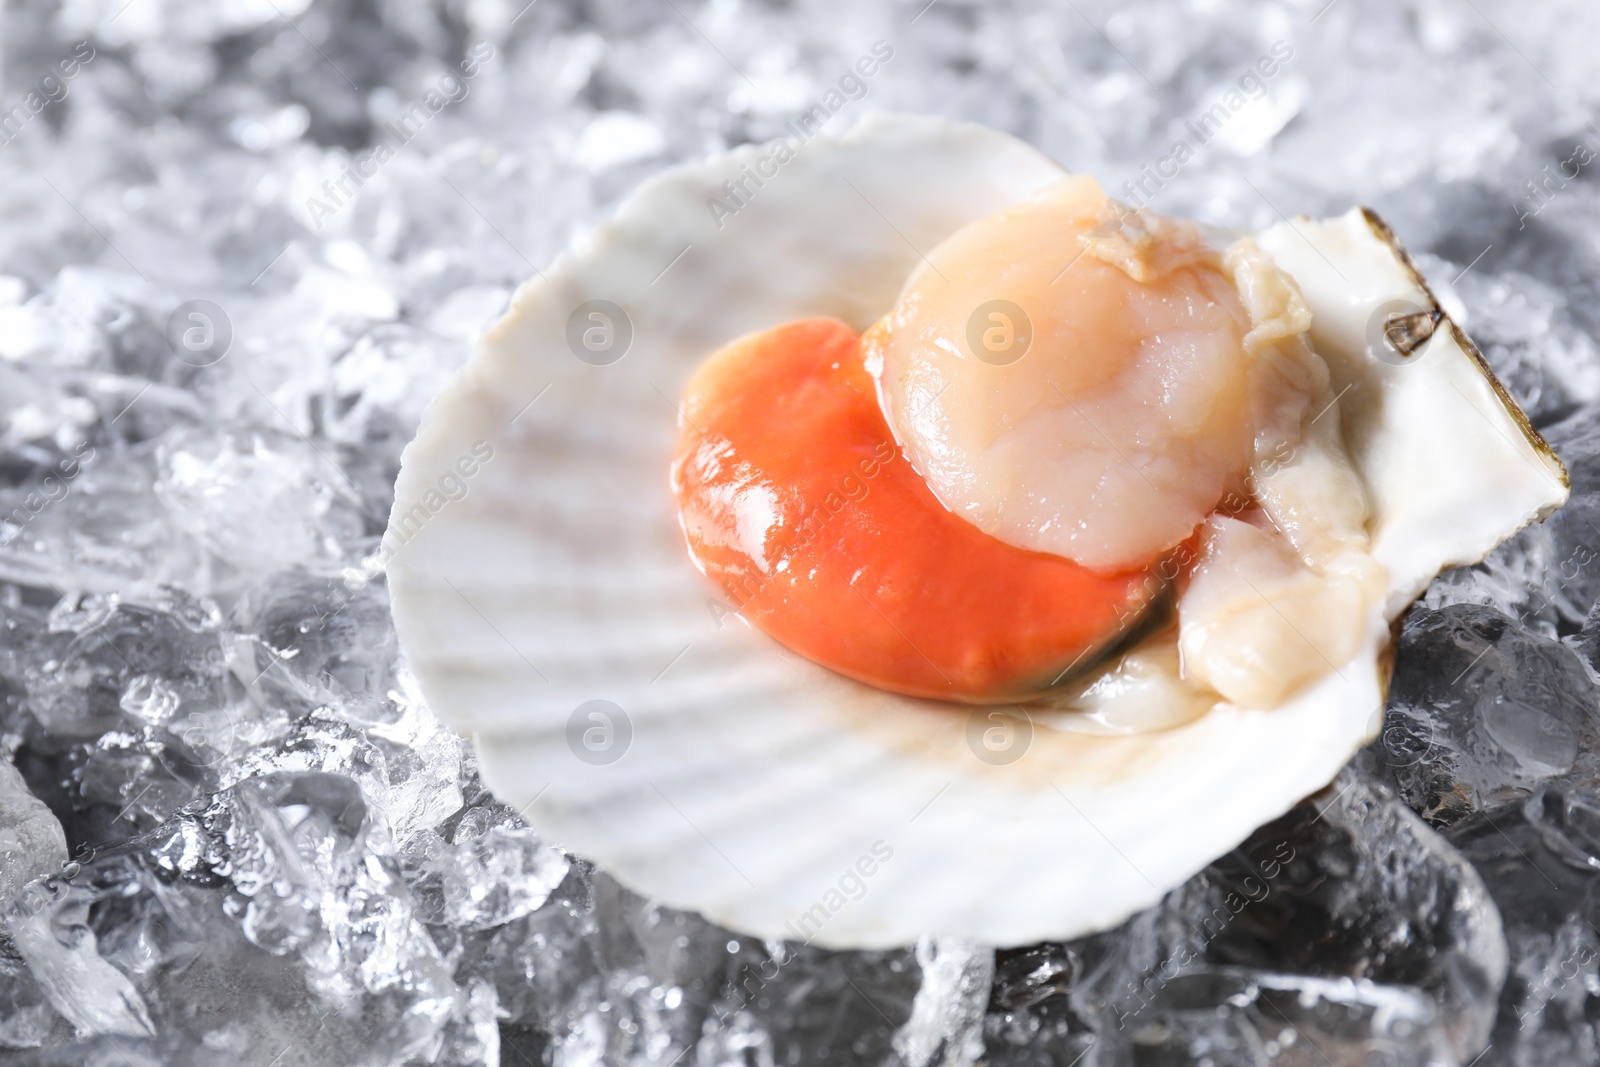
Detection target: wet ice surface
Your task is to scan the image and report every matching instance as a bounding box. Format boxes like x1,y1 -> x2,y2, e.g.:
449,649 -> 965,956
1,0 -> 1599,1064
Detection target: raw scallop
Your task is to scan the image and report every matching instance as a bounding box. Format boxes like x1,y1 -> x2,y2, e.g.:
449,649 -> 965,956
385,113 -> 1566,948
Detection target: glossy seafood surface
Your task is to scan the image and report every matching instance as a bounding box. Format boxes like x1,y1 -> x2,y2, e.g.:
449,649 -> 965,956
673,316 -> 1165,702
870,176 -> 1258,572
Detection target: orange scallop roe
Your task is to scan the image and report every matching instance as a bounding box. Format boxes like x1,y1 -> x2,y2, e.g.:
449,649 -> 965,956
670,317 -> 1169,704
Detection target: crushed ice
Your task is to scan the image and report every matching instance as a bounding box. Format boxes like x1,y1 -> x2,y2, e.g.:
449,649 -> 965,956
3,0 -> 1600,1064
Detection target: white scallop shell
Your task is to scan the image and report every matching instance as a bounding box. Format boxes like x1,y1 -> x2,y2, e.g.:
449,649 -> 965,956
385,113 -> 1567,948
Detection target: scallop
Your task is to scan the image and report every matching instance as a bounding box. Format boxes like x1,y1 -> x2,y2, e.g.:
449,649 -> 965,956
867,175 -> 1260,572
385,113 -> 1567,948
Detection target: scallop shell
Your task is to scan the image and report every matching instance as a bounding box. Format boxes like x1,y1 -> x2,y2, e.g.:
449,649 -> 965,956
385,113 -> 1567,948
